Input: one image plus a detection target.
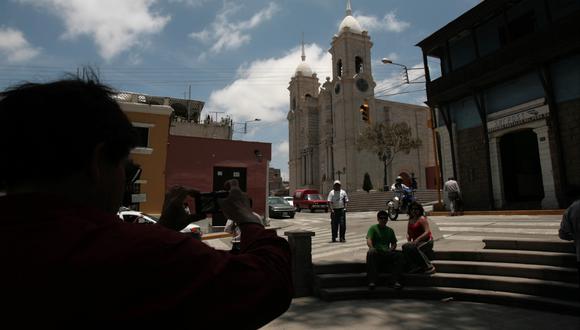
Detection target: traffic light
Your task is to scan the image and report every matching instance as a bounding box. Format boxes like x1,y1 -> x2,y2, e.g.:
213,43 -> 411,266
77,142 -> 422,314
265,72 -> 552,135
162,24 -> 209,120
359,101 -> 370,123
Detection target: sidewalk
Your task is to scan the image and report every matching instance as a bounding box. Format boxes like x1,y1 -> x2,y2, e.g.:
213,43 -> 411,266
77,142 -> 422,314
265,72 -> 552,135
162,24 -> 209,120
263,297 -> 580,330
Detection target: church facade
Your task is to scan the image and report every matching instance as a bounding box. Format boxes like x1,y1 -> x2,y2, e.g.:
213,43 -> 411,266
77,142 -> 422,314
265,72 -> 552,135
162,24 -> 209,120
288,1 -> 436,194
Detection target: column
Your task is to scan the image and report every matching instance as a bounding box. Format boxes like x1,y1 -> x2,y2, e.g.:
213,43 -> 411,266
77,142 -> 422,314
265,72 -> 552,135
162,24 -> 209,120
284,230 -> 315,297
533,126 -> 558,209
489,136 -> 505,208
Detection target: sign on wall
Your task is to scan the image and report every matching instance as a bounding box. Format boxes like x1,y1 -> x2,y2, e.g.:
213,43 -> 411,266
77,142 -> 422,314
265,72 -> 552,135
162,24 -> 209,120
487,106 -> 549,133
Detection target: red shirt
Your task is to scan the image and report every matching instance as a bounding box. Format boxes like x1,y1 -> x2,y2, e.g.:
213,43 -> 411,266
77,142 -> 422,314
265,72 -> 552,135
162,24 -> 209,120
407,216 -> 433,242
0,193 -> 293,326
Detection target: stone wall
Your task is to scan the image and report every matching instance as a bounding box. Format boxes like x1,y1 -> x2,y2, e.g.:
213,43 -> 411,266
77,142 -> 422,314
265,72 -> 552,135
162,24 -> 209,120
456,125 -> 492,210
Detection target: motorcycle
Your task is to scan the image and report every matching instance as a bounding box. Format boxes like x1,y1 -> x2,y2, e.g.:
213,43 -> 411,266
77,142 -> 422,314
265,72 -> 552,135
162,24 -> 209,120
386,187 -> 416,221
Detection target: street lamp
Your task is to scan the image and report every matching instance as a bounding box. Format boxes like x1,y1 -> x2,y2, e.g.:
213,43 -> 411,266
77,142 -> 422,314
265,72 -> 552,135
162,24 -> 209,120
380,147 -> 392,191
381,58 -> 409,84
242,118 -> 261,134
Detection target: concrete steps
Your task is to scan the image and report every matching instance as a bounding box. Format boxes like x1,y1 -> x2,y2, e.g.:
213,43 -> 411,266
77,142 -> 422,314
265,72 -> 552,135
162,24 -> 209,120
433,260 -> 577,283
346,190 -> 441,212
312,239 -> 579,314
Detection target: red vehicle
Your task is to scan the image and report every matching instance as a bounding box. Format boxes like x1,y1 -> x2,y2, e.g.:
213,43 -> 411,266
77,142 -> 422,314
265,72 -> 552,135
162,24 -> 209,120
293,189 -> 329,213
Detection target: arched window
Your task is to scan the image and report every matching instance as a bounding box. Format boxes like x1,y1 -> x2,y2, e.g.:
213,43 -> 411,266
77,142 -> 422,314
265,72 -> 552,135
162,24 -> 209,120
355,56 -> 363,74
337,59 -> 343,77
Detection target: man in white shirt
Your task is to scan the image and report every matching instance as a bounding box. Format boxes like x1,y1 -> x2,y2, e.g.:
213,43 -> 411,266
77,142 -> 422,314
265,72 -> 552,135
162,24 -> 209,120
444,177 -> 461,216
327,180 -> 349,243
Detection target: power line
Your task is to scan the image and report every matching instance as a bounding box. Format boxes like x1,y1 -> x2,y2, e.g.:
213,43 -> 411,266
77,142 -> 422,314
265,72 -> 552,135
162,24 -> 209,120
375,88 -> 426,98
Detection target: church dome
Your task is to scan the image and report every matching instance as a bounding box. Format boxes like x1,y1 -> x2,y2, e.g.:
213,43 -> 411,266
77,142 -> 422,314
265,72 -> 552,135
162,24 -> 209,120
295,62 -> 313,77
338,15 -> 362,34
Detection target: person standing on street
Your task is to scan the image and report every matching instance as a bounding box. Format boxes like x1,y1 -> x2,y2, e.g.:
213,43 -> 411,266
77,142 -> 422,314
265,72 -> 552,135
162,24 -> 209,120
327,180 -> 349,242
559,200 -> 580,292
366,210 -> 404,290
444,177 -> 462,216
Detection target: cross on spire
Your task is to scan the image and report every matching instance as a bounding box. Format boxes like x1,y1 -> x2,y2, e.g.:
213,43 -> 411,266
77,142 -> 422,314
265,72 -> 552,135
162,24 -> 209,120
301,32 -> 306,62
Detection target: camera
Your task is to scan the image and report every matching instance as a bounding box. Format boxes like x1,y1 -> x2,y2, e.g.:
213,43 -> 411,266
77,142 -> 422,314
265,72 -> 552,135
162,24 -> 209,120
195,190 -> 229,215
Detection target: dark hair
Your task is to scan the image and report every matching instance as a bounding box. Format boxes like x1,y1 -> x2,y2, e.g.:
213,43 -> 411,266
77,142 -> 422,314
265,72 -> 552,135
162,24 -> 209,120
407,201 -> 424,217
377,210 -> 388,219
0,73 -> 136,189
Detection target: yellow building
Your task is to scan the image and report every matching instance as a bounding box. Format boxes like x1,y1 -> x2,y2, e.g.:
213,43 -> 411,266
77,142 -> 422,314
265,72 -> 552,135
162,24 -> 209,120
118,101 -> 172,215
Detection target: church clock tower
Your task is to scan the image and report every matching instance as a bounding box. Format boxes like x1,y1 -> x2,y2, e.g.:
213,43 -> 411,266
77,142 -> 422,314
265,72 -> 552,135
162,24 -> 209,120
329,0 -> 377,191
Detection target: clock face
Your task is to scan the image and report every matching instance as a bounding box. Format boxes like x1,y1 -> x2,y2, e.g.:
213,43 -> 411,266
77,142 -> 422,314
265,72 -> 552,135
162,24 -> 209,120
356,78 -> 369,92
334,83 -> 341,94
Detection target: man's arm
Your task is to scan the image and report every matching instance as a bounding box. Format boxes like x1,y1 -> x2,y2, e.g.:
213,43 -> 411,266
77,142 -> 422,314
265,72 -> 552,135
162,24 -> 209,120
367,237 -> 374,249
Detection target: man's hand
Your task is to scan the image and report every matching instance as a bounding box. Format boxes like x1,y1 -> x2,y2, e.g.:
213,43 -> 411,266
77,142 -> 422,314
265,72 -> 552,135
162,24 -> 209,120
158,186 -> 205,231
219,179 -> 262,226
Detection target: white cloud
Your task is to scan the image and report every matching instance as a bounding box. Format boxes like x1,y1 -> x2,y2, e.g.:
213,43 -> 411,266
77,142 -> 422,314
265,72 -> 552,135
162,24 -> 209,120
273,140 -> 289,159
0,27 -> 40,63
169,0 -> 210,7
355,11 -> 410,33
17,0 -> 170,60
204,43 -> 332,122
190,2 -> 279,55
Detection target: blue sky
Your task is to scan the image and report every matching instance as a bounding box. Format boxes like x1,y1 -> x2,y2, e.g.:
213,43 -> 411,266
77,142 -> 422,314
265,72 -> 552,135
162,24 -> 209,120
0,0 -> 480,180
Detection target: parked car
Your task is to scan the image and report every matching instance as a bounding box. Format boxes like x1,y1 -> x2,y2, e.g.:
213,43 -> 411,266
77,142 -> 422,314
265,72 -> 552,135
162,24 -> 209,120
283,196 -> 294,207
293,189 -> 329,213
268,196 -> 295,219
117,207 -> 202,240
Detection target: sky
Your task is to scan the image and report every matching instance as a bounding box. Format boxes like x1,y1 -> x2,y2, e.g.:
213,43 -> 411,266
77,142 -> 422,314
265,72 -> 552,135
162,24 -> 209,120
0,0 -> 481,180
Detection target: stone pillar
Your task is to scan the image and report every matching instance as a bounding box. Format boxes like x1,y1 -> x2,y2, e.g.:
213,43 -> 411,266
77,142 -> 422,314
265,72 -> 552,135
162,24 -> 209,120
489,136 -> 505,208
533,126 -> 558,209
284,230 -> 315,297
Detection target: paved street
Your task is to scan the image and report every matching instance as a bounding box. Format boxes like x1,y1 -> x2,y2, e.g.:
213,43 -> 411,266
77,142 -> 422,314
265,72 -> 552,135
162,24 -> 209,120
206,210 -> 565,263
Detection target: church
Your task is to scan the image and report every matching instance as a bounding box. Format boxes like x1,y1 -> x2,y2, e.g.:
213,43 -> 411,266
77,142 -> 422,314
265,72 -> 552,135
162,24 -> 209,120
288,1 -> 436,194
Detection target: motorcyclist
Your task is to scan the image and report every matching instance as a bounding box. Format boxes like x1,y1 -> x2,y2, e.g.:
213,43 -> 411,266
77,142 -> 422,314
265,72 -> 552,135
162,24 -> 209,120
391,176 -> 413,210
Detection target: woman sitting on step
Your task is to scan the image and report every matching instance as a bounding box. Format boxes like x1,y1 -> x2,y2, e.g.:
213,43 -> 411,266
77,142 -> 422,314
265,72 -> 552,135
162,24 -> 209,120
403,202 -> 436,274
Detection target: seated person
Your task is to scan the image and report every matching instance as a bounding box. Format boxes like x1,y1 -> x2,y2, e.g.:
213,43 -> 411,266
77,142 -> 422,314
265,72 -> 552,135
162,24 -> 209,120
403,202 -> 436,274
366,210 -> 404,289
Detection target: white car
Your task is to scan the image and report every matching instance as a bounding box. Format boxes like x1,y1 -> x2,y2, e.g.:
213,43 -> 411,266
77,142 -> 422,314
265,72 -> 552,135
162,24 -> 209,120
117,207 -> 202,239
283,196 -> 294,207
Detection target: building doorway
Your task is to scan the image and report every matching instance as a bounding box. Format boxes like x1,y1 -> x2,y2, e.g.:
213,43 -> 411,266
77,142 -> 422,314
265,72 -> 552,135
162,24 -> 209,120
499,130 -> 544,206
212,167 -> 247,226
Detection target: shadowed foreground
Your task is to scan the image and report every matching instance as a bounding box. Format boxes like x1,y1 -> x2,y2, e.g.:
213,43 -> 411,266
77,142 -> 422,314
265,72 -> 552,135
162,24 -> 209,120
262,297 -> 580,330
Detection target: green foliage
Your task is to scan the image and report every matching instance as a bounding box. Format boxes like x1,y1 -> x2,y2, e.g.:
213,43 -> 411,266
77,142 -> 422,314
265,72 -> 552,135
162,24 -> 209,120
363,172 -> 373,193
357,121 -> 422,168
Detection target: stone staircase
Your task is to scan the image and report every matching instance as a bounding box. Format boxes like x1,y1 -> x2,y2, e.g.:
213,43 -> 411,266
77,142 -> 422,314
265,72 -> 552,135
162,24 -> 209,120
313,239 -> 579,314
347,190 -> 442,212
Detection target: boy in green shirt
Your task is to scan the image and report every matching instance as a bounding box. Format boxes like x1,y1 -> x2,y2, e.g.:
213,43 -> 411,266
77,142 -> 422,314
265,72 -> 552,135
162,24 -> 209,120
366,210 -> 403,289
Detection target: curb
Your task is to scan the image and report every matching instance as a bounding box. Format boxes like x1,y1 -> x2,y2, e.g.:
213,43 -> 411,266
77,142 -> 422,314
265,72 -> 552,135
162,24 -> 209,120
427,210 -> 565,216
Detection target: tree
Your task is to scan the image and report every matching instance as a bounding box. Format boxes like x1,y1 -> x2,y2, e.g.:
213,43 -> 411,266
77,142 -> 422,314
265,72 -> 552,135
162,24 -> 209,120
357,121 -> 422,189
363,172 -> 373,193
